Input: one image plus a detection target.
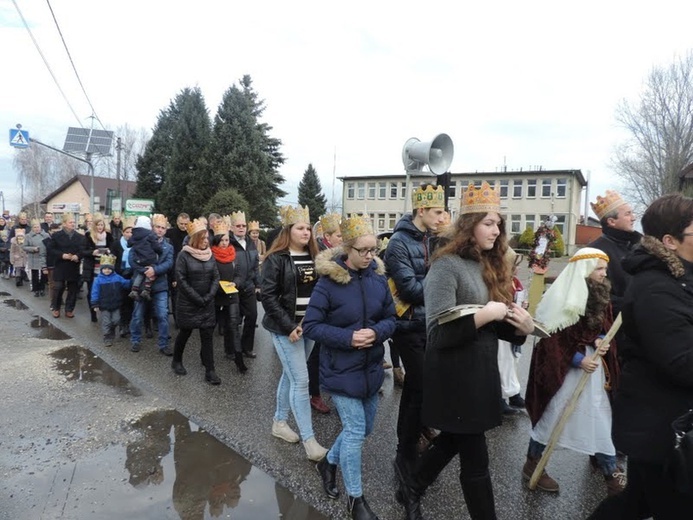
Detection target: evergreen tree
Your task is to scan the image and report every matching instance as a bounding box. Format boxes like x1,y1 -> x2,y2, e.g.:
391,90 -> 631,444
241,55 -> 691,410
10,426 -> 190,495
298,163 -> 327,223
208,75 -> 286,225
134,101 -> 179,199
203,188 -> 249,217
156,87 -> 213,219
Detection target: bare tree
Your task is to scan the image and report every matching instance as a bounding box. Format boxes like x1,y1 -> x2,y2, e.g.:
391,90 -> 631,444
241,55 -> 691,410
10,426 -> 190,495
613,51 -> 693,206
12,140 -> 80,216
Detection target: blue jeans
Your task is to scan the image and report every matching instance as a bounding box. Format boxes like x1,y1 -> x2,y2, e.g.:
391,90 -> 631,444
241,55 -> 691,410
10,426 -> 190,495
271,332 -> 315,442
130,290 -> 169,350
328,393 -> 379,497
528,438 -> 617,476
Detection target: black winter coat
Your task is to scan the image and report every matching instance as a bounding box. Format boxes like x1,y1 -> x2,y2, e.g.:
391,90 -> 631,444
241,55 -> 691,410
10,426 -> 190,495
588,226 -> 641,317
214,258 -> 239,307
261,250 -> 310,335
52,230 -> 86,282
229,236 -> 260,291
614,236 -> 693,463
174,250 -> 219,330
384,214 -> 430,332
82,231 -> 114,283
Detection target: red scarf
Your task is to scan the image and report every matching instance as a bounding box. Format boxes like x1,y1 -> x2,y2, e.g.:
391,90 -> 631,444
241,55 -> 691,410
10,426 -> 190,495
211,245 -> 236,263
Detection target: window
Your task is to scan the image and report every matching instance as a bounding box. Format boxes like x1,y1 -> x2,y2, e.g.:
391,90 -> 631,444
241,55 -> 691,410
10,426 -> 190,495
388,213 -> 398,230
448,181 -> 457,199
525,215 -> 536,232
367,182 -> 376,199
553,215 -> 566,234
541,179 -> 552,198
499,180 -> 509,199
474,179 -> 483,188
377,213 -> 386,231
510,215 -> 521,234
378,182 -> 387,199
347,182 -> 355,199
390,182 -> 398,199
527,179 -> 537,198
512,180 -> 522,198
357,182 -> 365,200
556,178 -> 567,198
400,182 -> 407,199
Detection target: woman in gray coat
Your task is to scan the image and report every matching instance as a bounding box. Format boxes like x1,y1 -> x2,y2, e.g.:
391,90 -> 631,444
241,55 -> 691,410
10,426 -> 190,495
24,219 -> 49,296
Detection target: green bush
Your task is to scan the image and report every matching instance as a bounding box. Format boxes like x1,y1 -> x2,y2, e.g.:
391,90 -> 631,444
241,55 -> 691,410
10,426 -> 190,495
518,226 -> 535,249
552,226 -> 565,256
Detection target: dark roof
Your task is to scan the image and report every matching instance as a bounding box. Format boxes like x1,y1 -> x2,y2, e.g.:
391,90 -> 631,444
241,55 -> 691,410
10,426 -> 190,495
40,175 -> 137,204
338,169 -> 588,187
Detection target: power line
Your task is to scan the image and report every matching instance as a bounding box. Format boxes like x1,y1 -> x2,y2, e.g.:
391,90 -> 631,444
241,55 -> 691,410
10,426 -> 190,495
44,0 -> 108,132
11,0 -> 83,127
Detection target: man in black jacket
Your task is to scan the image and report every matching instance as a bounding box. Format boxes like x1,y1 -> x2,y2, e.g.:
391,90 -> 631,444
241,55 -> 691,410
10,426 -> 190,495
588,190 -> 641,318
51,216 -> 86,318
229,211 -> 261,358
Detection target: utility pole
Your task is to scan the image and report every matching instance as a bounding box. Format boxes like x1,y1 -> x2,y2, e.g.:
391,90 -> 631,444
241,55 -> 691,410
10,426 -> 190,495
116,137 -> 122,206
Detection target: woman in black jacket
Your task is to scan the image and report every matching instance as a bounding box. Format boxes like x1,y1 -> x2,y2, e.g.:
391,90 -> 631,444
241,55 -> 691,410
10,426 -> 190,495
171,220 -> 221,385
211,227 -> 247,374
590,193 -> 693,519
261,205 -> 327,462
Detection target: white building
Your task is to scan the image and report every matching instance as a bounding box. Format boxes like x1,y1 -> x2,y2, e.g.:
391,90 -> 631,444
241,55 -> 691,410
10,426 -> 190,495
340,169 -> 587,254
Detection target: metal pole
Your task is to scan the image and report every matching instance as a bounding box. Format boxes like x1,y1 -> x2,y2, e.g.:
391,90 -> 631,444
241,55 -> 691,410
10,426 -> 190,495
116,137 -> 122,208
87,152 -> 94,213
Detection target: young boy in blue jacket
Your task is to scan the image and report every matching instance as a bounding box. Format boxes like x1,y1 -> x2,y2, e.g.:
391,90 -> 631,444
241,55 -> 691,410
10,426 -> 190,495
91,254 -> 131,346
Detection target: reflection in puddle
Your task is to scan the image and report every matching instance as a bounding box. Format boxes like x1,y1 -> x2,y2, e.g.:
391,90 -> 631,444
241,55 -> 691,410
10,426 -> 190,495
31,315 -> 72,340
127,410 -> 328,519
50,345 -> 141,396
0,291 -> 10,296
3,298 -> 28,310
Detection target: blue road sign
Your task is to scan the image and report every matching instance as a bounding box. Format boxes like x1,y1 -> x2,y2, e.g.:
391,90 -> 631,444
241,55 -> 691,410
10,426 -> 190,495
9,128 -> 30,148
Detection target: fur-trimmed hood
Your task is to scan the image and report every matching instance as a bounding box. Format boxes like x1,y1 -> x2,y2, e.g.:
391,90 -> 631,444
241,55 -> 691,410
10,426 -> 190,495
315,247 -> 386,284
622,235 -> 687,279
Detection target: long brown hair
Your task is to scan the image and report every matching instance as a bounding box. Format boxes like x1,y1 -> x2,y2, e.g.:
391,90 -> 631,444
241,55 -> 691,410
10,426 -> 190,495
265,224 -> 319,259
433,212 -> 512,302
188,229 -> 208,250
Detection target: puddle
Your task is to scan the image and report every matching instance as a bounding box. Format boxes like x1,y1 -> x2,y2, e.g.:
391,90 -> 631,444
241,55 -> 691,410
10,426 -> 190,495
50,345 -> 142,396
0,291 -> 10,296
3,298 -> 28,310
122,410 -> 328,519
30,315 -> 72,340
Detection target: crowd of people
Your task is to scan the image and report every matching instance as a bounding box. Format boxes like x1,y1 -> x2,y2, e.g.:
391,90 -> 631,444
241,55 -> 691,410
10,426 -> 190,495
2,182 -> 692,520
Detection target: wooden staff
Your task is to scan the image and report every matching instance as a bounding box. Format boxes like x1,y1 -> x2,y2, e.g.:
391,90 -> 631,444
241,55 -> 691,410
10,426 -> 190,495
528,312 -> 622,490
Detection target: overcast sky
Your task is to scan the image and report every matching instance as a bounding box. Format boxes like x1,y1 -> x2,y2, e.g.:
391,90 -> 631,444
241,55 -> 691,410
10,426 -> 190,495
2,0 -> 693,217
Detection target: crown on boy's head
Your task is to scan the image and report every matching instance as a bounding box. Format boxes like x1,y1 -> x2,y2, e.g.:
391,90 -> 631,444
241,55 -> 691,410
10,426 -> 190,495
412,185 -> 445,210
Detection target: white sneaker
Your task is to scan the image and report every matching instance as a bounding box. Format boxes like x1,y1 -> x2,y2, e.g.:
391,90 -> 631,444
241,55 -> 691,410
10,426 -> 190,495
272,420 -> 299,443
304,437 -> 328,461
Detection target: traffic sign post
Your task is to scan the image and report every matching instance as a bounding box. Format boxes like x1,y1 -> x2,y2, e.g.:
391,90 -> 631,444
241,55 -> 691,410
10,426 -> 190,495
9,128 -> 30,148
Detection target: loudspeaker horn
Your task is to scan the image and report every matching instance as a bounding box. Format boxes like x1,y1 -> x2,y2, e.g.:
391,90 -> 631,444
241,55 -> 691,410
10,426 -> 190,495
401,133 -> 454,175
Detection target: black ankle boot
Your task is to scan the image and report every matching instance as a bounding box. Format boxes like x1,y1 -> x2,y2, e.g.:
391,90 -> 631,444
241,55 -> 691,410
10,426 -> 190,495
205,370 -> 221,385
234,352 -> 248,374
171,361 -> 187,375
316,457 -> 339,499
347,495 -> 378,520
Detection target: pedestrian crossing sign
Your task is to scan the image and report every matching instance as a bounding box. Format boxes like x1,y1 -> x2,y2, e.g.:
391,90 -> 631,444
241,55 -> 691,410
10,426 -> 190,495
9,129 -> 30,149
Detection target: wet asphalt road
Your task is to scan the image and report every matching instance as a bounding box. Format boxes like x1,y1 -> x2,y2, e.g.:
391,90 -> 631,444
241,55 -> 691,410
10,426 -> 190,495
0,258 -> 611,520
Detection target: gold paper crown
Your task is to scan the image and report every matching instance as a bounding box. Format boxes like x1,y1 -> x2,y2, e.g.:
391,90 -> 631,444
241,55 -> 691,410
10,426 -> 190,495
30,218 -> 41,227
230,211 -> 246,224
99,254 -> 116,267
460,182 -> 501,215
122,216 -> 137,230
248,220 -> 260,231
279,205 -> 310,227
590,190 -> 626,220
14,228 -> 25,237
151,214 -> 168,227
111,211 -> 121,218
341,215 -> 374,242
319,213 -> 341,234
186,218 -> 208,237
212,219 -> 229,236
412,185 -> 445,210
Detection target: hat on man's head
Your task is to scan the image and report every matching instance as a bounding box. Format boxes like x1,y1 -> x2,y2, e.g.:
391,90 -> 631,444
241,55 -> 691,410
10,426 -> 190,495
412,185 -> 445,210
341,215 -> 374,242
460,182 -> 501,215
280,205 -> 310,227
30,218 -> 41,227
100,254 -> 116,269
135,216 -> 151,230
591,190 -> 626,220
151,214 -> 168,228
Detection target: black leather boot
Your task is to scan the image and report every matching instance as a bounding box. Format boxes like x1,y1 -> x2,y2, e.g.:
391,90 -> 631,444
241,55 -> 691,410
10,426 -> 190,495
171,361 -> 187,375
316,457 -> 339,499
205,370 -> 221,385
347,495 -> 379,520
234,352 -> 248,374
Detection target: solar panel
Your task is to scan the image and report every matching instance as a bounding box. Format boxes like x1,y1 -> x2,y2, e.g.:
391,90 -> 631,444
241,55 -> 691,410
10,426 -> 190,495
63,127 -> 114,156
